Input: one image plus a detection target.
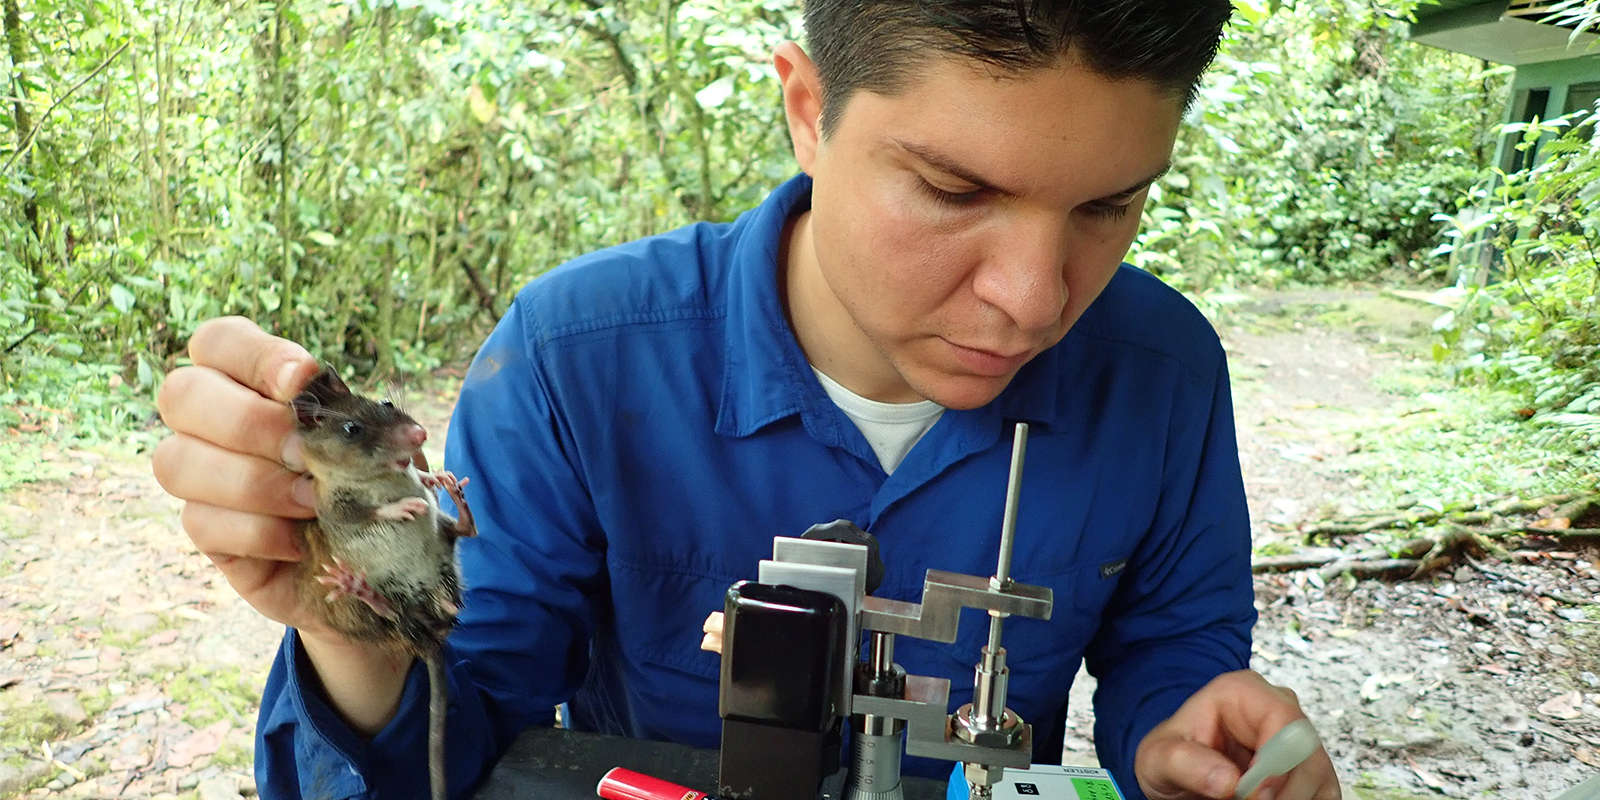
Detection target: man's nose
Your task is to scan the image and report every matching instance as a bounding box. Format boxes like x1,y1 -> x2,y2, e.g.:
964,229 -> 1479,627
972,221 -> 1069,333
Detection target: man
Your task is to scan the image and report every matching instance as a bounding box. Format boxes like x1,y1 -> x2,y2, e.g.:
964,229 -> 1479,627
153,2 -> 1342,799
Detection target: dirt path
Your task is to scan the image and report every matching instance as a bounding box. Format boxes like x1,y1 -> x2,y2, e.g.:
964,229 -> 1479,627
1059,291 -> 1597,798
1,291 -> 1596,799
1223,293 -> 1598,798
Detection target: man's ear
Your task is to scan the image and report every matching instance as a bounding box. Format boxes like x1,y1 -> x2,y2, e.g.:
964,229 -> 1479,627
774,41 -> 824,176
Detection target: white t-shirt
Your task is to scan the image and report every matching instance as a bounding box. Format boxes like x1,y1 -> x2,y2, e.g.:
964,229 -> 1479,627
813,368 -> 945,474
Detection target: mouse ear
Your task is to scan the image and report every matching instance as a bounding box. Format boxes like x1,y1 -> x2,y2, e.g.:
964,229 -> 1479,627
291,367 -> 351,428
290,395 -> 325,429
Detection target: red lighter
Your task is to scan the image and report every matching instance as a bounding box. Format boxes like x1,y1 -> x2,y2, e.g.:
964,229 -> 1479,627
596,767 -> 712,800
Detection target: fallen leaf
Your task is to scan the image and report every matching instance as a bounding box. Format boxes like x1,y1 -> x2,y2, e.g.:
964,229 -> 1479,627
1530,517 -> 1572,531
1282,629 -> 1312,654
62,658 -> 99,675
1448,596 -> 1493,625
1480,664 -> 1511,676
140,630 -> 180,647
167,720 -> 230,768
1408,759 -> 1448,791
0,619 -> 21,646
1539,690 -> 1584,720
172,606 -> 211,622
1361,673 -> 1385,702
1576,747 -> 1600,767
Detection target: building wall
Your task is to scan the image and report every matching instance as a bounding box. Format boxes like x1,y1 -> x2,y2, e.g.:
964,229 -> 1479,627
1496,53 -> 1600,171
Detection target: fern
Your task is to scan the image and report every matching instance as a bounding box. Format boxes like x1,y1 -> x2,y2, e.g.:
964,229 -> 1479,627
1534,411 -> 1600,452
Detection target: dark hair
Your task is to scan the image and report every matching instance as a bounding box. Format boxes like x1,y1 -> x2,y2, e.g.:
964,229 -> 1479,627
803,0 -> 1233,135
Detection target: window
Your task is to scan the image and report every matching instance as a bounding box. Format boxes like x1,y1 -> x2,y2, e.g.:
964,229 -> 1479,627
1565,81 -> 1600,142
1504,87 -> 1552,173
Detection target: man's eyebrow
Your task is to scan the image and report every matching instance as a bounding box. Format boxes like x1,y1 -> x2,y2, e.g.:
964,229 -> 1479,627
892,138 -> 1020,197
1108,165 -> 1172,200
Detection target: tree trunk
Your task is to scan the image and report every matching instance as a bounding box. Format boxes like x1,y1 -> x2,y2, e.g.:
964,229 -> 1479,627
3,0 -> 43,304
271,0 -> 296,336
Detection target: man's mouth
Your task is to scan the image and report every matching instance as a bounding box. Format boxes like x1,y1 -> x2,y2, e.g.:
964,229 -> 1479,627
945,340 -> 1032,377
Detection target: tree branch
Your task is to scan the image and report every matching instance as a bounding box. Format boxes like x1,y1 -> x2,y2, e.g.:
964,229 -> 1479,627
1,40 -> 130,175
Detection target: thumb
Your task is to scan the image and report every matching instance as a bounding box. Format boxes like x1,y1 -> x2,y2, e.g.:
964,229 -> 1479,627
1139,736 -> 1241,800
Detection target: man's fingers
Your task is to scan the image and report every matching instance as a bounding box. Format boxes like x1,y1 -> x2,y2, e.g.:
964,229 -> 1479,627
201,550 -> 311,629
1208,672 -> 1310,753
186,316 -> 319,403
1140,736 -> 1241,800
181,501 -> 306,561
155,435 -> 317,519
158,365 -> 305,466
701,612 -> 725,654
1272,750 -> 1340,800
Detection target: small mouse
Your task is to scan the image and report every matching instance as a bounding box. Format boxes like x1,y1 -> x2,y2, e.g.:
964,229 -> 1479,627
290,367 -> 476,800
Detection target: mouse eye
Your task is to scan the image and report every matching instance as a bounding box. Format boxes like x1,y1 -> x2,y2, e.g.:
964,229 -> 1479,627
342,421 -> 364,439
380,400 -> 394,409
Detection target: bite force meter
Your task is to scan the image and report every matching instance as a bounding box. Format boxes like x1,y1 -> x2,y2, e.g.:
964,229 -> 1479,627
717,424 -> 1053,800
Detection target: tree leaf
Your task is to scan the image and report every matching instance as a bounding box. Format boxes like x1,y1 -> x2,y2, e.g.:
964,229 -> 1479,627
695,76 -> 735,110
110,284 -> 134,314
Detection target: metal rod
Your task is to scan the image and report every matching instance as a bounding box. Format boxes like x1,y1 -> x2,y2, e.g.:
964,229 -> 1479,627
869,632 -> 895,677
994,422 -> 1029,588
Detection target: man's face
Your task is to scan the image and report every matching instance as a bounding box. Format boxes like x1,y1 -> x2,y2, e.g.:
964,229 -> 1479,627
781,48 -> 1184,410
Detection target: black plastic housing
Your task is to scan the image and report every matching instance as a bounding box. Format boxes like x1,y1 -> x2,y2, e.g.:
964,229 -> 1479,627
717,580 -> 847,800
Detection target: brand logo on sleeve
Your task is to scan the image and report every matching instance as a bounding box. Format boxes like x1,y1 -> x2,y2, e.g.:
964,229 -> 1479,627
1099,559 -> 1128,579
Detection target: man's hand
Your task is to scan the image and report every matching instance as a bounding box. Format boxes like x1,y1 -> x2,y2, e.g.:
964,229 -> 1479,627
152,317 -> 326,632
1135,670 -> 1340,800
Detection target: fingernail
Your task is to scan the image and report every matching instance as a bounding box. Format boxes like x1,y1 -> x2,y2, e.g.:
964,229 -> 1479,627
281,434 -> 306,472
1208,768 -> 1233,798
277,360 -> 305,399
291,474 -> 317,510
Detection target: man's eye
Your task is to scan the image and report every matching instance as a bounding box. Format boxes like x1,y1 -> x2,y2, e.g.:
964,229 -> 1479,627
1083,200 -> 1133,220
918,178 -> 982,208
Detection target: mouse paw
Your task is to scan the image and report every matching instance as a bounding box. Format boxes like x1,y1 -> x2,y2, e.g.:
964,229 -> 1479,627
316,558 -> 398,620
421,470 -> 467,493
375,496 -> 430,521
433,473 -> 477,539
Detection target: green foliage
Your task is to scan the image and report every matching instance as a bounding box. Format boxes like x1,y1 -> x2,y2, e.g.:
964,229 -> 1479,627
1130,0 -> 1507,292
0,436 -> 75,490
1341,382 -> 1600,507
1435,114 -> 1600,453
166,665 -> 263,728
0,0 -> 1526,442
1,0 -> 799,429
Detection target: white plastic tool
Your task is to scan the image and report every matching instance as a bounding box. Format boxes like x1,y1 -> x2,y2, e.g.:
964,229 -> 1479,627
1233,719 -> 1320,800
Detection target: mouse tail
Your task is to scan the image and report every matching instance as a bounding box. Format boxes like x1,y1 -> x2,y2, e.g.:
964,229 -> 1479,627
428,653 -> 448,800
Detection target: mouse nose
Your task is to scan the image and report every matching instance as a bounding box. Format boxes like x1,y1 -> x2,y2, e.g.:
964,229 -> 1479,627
405,423 -> 427,449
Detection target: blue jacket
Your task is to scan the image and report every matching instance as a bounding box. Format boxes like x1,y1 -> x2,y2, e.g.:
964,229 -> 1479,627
254,175 -> 1255,799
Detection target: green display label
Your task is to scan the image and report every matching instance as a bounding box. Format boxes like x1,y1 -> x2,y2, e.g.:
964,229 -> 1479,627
1070,778 -> 1120,800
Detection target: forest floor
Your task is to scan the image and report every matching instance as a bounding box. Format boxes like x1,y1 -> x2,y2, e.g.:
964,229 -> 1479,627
1,288 -> 1598,799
